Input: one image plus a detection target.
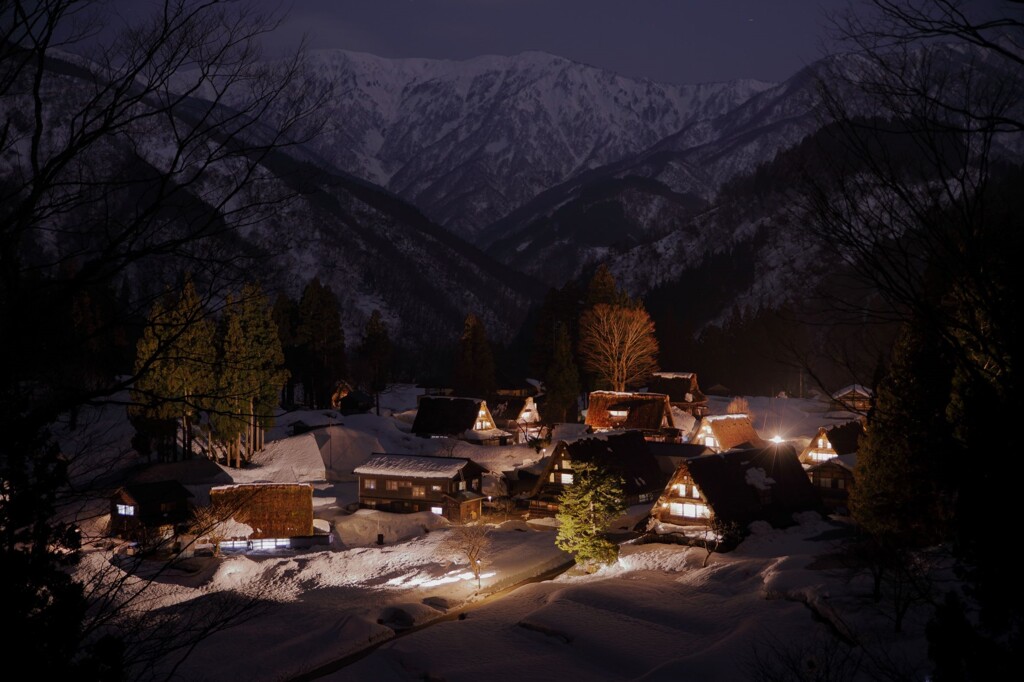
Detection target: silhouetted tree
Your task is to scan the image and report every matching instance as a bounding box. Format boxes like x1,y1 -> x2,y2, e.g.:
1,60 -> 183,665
356,309 -> 392,415
296,277 -> 347,409
543,324 -> 580,423
452,313 -> 496,397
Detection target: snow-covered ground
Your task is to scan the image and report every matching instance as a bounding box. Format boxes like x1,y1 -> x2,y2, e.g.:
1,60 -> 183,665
62,385 -> 915,681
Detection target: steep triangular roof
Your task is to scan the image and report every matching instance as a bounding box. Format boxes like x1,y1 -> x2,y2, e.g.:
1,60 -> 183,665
697,414 -> 766,451
585,391 -> 674,431
684,444 -> 820,526
412,396 -> 484,436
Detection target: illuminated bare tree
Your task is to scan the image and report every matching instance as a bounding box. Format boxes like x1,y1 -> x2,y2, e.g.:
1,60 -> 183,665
579,303 -> 659,392
438,523 -> 491,590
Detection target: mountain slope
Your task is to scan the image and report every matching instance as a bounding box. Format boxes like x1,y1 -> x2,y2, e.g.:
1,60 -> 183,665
258,50 -> 773,237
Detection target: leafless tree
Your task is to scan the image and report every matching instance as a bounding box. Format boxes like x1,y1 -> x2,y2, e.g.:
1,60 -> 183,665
438,523 -> 491,590
699,514 -> 742,568
578,303 -> 659,392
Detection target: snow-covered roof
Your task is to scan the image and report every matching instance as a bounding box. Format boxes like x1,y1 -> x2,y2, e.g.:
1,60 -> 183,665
652,371 -> 694,379
353,454 -> 474,479
832,384 -> 872,398
702,413 -> 750,423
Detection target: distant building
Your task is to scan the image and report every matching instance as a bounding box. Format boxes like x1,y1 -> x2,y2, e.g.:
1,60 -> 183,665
487,395 -> 543,444
799,420 -> 864,465
647,372 -> 709,417
652,444 -> 821,527
208,483 -> 315,550
110,480 -> 194,544
831,384 -> 873,413
354,453 -> 486,523
691,414 -> 766,452
412,395 -> 511,445
585,391 -> 678,441
807,454 -> 857,514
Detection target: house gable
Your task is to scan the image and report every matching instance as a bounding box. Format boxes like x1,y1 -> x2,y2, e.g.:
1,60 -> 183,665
693,414 -> 766,452
585,391 -> 675,434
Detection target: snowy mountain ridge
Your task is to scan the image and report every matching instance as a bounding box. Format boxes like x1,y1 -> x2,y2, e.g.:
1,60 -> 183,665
232,49 -> 774,236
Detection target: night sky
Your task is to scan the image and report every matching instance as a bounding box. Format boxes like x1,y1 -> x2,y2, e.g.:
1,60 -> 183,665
261,0 -> 848,83
99,1 -> 1017,85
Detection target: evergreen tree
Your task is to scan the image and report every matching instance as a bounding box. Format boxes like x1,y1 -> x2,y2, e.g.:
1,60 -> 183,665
555,459 -> 625,569
131,279 -> 216,460
296,277 -> 346,409
356,309 -> 392,415
452,313 -> 496,397
543,324 -> 580,423
585,264 -> 628,309
850,321 -> 957,549
272,293 -> 300,406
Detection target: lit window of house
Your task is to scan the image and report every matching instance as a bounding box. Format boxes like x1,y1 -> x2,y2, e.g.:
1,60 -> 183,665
116,504 -> 135,516
458,480 -> 466,491
412,486 -> 426,498
364,479 -> 377,490
818,437 -> 827,448
431,484 -> 442,492
669,502 -> 683,516
560,473 -> 573,485
691,486 -> 700,499
608,409 -> 628,419
704,436 -> 717,448
386,480 -> 399,491
675,483 -> 687,496
683,502 -> 710,518
431,506 -> 443,515
561,458 -> 571,470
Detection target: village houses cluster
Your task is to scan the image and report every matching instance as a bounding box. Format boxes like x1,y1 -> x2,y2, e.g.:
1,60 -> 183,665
108,371 -> 871,555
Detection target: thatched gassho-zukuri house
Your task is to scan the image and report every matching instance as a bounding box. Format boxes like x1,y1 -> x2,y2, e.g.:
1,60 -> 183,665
647,372 -> 709,417
524,430 -> 669,515
487,395 -> 542,444
412,395 -> 511,445
353,453 -> 486,523
584,391 -> 677,441
691,414 -> 766,452
799,420 -> 864,465
831,384 -> 873,413
208,483 -> 314,549
652,444 -> 821,527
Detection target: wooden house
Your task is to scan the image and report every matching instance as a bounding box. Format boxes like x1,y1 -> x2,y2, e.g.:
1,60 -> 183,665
691,414 -> 766,452
412,395 -> 511,445
807,454 -> 857,514
524,430 -> 669,515
652,444 -> 821,527
208,483 -> 314,550
353,454 -> 486,523
799,420 -> 864,465
110,480 -> 194,543
831,384 -> 873,413
487,395 -> 543,444
647,372 -> 709,417
584,391 -> 678,441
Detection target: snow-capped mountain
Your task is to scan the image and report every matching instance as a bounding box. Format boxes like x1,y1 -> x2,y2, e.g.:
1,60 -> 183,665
479,60 -> 845,285
3,52 -> 540,350
259,50 -> 773,237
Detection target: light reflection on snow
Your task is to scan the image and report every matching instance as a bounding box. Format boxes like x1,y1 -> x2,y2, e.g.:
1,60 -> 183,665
385,569 -> 497,588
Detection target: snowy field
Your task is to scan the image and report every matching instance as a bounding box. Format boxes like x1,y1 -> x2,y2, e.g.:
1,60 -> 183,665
58,385 -> 906,680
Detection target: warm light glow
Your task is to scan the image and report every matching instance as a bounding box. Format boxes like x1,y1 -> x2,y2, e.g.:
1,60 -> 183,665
771,435 -> 783,443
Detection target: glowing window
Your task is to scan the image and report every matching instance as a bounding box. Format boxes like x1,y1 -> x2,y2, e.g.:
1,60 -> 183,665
609,409 -> 628,418
705,436 -> 717,448
691,486 -> 700,499
669,502 -> 684,516
431,484 -> 442,492
560,473 -> 573,485
364,479 -> 376,490
116,504 -> 134,516
386,480 -> 399,491
412,486 -> 426,498
430,506 -> 443,515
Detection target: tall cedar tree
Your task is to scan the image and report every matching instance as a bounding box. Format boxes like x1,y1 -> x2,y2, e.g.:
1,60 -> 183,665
850,321 -> 957,549
296,277 -> 347,409
544,324 -> 580,423
272,293 -> 301,406
555,459 -> 626,568
453,313 -> 496,397
356,309 -> 392,415
211,284 -> 287,466
529,281 -> 582,380
578,303 -> 660,392
131,279 -> 216,460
